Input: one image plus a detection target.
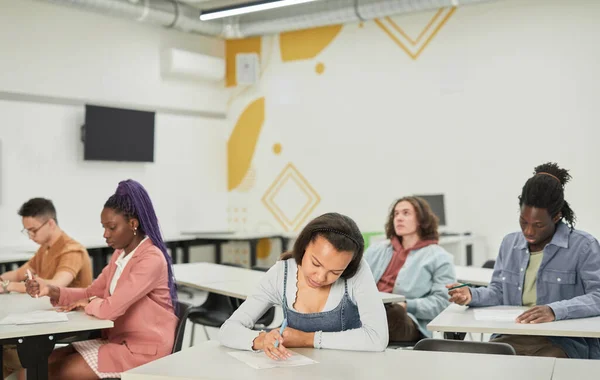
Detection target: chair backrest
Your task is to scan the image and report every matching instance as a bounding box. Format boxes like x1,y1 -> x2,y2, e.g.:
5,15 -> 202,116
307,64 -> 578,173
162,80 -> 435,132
482,260 -> 496,269
413,338 -> 516,355
172,300 -> 192,353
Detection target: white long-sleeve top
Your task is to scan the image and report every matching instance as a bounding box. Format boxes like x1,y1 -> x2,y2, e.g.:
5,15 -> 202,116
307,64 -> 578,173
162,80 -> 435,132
219,258 -> 389,352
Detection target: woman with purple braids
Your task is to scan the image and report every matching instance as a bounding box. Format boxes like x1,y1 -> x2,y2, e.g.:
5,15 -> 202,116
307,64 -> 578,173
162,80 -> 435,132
25,179 -> 178,379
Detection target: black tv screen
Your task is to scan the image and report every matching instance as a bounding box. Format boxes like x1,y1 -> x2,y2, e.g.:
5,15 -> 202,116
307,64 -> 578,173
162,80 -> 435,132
83,105 -> 155,162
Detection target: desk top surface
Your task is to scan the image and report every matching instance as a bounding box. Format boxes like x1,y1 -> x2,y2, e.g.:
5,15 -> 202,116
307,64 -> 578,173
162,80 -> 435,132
454,266 -> 493,287
0,293 -> 113,340
122,340 -> 556,380
174,262 -> 404,303
428,304 -> 600,338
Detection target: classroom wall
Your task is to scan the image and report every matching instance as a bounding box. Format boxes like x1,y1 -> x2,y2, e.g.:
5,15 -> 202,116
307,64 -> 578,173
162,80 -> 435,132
0,0 -> 228,249
224,0 -> 600,264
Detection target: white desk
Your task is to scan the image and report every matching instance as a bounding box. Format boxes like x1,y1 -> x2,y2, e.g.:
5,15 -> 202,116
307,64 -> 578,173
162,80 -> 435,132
552,358 -> 600,380
0,293 -> 113,380
455,265 -> 493,287
122,340 -> 556,380
0,252 -> 34,265
174,262 -> 405,303
428,304 -> 600,338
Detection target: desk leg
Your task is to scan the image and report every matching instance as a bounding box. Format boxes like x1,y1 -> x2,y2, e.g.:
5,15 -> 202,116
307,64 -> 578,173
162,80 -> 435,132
466,243 -> 473,266
0,344 -> 3,378
249,240 -> 258,268
280,237 -> 290,253
181,241 -> 190,264
444,332 -> 466,340
215,243 -> 222,264
16,335 -> 55,380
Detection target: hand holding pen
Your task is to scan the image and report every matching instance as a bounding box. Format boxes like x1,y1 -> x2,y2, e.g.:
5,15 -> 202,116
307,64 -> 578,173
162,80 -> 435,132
446,283 -> 473,305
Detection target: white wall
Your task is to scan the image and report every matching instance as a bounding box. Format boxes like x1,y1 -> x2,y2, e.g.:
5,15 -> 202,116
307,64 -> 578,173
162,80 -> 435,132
226,0 -> 600,264
0,0 -> 228,248
0,0 -> 226,115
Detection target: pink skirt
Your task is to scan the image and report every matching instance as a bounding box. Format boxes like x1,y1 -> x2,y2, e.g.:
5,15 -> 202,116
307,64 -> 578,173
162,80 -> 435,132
72,339 -> 121,379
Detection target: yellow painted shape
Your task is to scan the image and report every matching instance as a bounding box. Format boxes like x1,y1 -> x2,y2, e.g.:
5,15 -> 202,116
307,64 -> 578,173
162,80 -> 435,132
228,97 -> 265,191
315,62 -> 325,74
225,37 -> 262,87
256,238 -> 272,260
280,25 -> 343,62
375,7 -> 456,60
273,143 -> 282,155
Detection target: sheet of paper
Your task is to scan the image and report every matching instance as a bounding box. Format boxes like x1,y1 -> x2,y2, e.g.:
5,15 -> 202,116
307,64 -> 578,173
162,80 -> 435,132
0,310 -> 69,325
228,350 -> 318,370
473,309 -> 523,322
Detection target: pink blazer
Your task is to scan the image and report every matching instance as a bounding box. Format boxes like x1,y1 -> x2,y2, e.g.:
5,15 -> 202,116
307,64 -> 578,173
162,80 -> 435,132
56,239 -> 178,373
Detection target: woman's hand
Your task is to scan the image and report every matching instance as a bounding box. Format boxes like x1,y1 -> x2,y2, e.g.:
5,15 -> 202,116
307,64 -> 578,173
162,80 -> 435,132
57,299 -> 90,312
253,329 -> 291,360
281,327 -> 314,348
25,276 -> 59,303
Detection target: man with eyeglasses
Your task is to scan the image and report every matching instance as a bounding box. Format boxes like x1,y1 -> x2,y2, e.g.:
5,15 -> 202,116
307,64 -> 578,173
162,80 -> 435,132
1,198 -> 92,379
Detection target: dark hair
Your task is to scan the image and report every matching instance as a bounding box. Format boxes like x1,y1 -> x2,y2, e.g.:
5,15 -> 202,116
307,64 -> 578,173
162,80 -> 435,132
18,198 -> 58,225
519,162 -> 575,228
280,213 -> 364,279
385,196 -> 439,241
104,179 -> 178,310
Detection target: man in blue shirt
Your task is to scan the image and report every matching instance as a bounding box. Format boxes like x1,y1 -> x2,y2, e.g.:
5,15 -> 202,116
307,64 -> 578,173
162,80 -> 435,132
448,162 -> 600,359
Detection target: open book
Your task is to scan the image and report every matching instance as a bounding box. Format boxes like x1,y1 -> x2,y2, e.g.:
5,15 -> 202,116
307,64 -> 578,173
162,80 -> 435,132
228,350 -> 318,370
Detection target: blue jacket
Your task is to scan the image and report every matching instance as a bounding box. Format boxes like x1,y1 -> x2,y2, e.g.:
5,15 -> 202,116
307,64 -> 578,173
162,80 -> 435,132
365,241 -> 456,337
470,222 -> 600,359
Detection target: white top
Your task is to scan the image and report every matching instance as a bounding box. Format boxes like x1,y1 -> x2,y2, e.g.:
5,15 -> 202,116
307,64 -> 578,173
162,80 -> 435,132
427,304 -> 600,337
109,237 -> 148,295
121,340 -> 556,380
219,258 -> 388,352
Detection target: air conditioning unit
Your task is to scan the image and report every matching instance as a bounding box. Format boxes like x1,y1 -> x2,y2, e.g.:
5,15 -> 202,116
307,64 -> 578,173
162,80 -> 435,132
161,48 -> 225,82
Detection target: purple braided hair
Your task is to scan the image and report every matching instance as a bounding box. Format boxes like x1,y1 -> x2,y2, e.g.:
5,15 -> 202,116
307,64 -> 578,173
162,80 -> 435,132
104,179 -> 178,312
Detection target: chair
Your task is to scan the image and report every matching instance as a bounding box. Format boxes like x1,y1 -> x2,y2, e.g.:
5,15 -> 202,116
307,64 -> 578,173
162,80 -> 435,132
413,338 -> 516,355
105,300 -> 192,380
188,291 -> 238,343
172,300 -> 192,353
387,340 -> 418,349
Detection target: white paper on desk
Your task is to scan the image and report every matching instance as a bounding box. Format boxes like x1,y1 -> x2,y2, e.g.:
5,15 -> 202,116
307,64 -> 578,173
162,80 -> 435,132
473,309 -> 523,322
228,350 -> 317,369
0,310 -> 69,325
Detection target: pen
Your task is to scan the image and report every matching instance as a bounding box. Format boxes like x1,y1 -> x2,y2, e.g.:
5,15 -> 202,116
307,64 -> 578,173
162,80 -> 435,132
274,318 -> 288,348
448,283 -> 472,291
26,269 -> 38,298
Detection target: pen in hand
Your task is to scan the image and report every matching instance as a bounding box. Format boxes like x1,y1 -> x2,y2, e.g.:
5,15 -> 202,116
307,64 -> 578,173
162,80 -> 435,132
26,269 -> 38,298
274,318 -> 288,348
448,283 -> 472,291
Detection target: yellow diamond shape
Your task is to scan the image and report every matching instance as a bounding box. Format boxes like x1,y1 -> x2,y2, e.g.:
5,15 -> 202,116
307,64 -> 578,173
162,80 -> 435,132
262,163 -> 321,232
375,7 -> 456,60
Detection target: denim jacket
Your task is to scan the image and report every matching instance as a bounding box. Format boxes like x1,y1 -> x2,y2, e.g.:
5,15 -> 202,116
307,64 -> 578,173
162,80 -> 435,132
470,222 -> 600,359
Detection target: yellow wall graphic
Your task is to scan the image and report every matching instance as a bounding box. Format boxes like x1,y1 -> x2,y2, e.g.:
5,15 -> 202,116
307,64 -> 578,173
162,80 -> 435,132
262,163 -> 321,231
225,37 -> 262,87
280,25 -> 343,62
228,97 -> 265,191
375,7 -> 456,59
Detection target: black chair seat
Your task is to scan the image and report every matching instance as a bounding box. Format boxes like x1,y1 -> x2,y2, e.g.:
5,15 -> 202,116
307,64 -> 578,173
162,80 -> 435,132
188,307 -> 233,328
413,338 -> 516,355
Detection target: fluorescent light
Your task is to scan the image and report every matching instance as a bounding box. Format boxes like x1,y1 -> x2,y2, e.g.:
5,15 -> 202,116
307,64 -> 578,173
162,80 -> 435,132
199,0 -> 318,21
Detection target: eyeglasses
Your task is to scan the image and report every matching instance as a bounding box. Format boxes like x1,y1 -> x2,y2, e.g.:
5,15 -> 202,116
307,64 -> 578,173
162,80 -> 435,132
21,219 -> 51,237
